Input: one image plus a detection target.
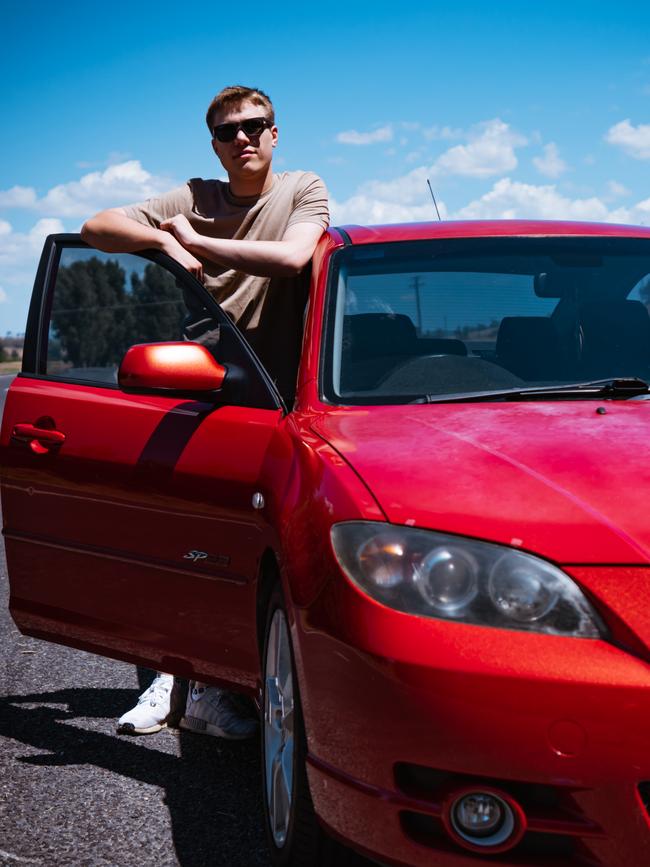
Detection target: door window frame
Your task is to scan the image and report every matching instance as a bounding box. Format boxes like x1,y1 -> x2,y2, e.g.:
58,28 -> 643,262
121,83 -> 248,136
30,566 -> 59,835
21,234 -> 285,412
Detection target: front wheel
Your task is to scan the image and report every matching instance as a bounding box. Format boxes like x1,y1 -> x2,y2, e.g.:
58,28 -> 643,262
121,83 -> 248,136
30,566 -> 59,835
261,585 -> 354,866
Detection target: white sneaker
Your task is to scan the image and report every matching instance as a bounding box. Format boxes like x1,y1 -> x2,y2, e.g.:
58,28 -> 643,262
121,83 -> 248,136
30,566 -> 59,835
117,673 -> 174,735
179,684 -> 258,739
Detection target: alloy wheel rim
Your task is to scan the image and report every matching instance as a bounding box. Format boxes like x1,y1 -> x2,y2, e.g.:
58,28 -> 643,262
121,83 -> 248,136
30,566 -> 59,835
264,609 -> 295,847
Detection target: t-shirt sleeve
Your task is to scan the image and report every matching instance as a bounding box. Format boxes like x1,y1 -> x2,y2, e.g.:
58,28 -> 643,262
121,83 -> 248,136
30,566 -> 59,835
286,172 -> 330,230
120,183 -> 194,229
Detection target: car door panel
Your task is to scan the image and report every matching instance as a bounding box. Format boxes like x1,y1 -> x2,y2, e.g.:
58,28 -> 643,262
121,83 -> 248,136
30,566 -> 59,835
1,237 -> 288,690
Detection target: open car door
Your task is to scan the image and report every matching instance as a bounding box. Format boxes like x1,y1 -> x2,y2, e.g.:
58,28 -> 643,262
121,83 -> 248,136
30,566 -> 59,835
0,235 -> 286,691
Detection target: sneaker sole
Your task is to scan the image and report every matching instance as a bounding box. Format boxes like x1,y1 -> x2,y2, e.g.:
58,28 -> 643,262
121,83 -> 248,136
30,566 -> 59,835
117,721 -> 168,736
178,715 -> 257,740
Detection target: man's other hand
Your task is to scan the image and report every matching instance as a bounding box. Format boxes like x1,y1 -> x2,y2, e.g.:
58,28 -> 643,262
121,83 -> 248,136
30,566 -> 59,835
160,214 -> 199,249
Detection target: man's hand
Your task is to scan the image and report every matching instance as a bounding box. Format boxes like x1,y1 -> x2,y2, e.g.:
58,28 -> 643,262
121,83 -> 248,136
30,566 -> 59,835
160,214 -> 199,249
160,234 -> 204,282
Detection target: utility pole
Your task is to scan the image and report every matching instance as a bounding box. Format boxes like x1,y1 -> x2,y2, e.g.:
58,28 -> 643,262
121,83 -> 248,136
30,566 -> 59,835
412,275 -> 423,333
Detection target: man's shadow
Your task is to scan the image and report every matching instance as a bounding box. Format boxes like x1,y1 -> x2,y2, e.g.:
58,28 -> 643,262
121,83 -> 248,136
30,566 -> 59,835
0,669 -> 270,867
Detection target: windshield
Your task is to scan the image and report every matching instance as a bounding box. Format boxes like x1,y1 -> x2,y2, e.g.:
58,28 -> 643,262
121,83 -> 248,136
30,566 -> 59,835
321,236 -> 650,404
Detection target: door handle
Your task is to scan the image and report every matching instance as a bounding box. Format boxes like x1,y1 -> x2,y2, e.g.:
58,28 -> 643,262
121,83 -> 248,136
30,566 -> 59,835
12,423 -> 66,454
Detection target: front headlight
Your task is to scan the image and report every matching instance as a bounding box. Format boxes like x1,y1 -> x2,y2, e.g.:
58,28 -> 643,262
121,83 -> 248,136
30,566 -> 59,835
331,522 -> 605,638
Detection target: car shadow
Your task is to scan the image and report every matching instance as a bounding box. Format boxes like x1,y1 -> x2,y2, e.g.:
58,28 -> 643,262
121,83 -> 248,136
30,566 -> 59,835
0,685 -> 269,867
0,681 -> 376,867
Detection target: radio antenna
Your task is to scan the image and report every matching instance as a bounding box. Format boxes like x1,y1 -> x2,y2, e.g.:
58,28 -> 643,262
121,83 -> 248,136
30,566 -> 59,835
427,179 -> 442,221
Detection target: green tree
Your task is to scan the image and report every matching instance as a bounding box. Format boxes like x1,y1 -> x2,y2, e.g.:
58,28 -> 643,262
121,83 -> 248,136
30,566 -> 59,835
51,257 -> 135,367
130,264 -> 187,344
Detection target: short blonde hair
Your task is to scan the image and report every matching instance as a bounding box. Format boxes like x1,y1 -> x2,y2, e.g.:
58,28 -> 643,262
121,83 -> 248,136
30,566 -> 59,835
206,86 -> 275,134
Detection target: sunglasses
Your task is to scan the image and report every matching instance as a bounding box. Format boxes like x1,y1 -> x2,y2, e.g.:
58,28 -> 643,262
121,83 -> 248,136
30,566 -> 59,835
212,117 -> 272,143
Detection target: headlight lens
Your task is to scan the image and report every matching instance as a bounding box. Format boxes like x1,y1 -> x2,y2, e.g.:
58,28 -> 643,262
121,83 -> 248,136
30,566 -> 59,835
415,546 -> 479,613
330,522 -> 604,638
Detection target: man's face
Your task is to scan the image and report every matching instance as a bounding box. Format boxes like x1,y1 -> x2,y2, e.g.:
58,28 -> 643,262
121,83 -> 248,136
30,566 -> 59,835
211,100 -> 278,183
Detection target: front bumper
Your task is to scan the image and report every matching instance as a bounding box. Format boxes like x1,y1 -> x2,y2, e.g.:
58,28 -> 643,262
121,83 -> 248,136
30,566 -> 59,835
295,572 -> 650,867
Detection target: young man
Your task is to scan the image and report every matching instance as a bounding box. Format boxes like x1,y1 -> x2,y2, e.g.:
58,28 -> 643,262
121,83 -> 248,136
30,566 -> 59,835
81,85 -> 329,737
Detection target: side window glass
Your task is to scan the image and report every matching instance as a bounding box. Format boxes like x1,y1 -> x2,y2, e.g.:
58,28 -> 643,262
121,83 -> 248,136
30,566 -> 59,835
46,249 -> 216,383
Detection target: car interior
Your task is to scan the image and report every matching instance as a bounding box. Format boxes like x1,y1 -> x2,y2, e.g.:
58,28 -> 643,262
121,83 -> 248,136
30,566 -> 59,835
338,286 -> 650,397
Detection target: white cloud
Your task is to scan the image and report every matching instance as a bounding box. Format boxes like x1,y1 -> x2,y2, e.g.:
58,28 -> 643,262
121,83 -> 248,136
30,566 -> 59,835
0,161 -> 177,219
0,218 -> 65,265
611,197 -> 650,224
422,125 -> 463,141
350,119 -> 527,209
0,218 -> 66,300
361,166 -> 432,206
328,176 -> 650,227
455,178 -> 609,221
0,186 -> 38,208
330,194 -> 446,225
607,180 -> 631,198
433,119 -> 527,178
453,178 -> 650,225
0,217 -> 69,329
605,119 -> 650,160
405,150 -> 424,163
0,287 -> 7,303
336,125 -> 393,145
532,143 -> 567,178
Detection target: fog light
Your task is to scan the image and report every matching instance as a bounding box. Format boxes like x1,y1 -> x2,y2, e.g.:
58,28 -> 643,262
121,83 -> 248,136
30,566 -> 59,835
454,793 -> 505,837
445,788 -> 525,852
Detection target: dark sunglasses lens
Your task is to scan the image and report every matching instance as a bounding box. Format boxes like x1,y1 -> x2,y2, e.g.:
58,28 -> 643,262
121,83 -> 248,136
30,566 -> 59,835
241,118 -> 266,136
214,123 -> 237,142
213,118 -> 268,142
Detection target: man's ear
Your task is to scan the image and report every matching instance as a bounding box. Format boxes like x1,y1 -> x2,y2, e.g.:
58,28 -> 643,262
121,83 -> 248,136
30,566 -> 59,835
271,124 -> 278,148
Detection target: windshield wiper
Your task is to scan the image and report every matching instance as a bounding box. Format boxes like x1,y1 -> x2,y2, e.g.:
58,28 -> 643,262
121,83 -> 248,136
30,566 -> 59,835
410,377 -> 650,404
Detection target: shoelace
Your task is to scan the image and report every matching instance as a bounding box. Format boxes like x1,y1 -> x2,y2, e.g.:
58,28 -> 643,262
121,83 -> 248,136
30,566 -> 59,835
140,677 -> 172,706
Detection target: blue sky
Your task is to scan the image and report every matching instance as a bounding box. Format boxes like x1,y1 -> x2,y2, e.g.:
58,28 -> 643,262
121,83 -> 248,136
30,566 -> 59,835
1,0 -> 649,332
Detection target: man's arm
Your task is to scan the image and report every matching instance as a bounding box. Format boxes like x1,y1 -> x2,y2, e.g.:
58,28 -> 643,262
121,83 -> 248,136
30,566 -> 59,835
160,214 -> 324,277
81,209 -> 204,280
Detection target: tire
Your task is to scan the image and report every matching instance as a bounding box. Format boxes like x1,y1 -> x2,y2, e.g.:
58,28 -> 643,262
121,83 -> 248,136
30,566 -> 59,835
261,584 -> 354,867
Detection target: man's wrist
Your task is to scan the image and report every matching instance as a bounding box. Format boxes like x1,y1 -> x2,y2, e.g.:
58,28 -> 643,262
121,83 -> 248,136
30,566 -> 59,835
185,233 -> 206,256
157,231 -> 180,255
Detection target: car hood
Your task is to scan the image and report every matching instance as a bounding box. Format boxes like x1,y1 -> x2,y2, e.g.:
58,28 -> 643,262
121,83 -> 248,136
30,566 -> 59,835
311,401 -> 650,564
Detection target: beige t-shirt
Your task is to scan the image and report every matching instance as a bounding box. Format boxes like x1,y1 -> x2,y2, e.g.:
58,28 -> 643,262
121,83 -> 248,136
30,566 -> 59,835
122,170 -> 329,400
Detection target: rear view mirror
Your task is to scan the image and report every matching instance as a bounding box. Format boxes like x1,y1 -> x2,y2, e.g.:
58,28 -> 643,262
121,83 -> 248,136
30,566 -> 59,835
534,272 -> 563,297
118,342 -> 226,394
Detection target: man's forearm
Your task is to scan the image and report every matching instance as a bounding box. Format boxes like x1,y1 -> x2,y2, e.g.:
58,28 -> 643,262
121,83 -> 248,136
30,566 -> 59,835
81,209 -> 205,280
81,209 -> 170,254
187,236 -> 309,277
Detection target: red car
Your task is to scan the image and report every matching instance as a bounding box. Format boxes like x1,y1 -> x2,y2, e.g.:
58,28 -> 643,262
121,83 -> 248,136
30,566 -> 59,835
2,221 -> 650,867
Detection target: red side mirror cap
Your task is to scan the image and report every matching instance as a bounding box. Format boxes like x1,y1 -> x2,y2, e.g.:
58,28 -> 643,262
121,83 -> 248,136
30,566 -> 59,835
118,342 -> 226,393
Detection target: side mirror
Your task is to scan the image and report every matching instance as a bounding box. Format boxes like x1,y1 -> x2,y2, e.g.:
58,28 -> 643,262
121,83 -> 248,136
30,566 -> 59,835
118,342 -> 226,394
